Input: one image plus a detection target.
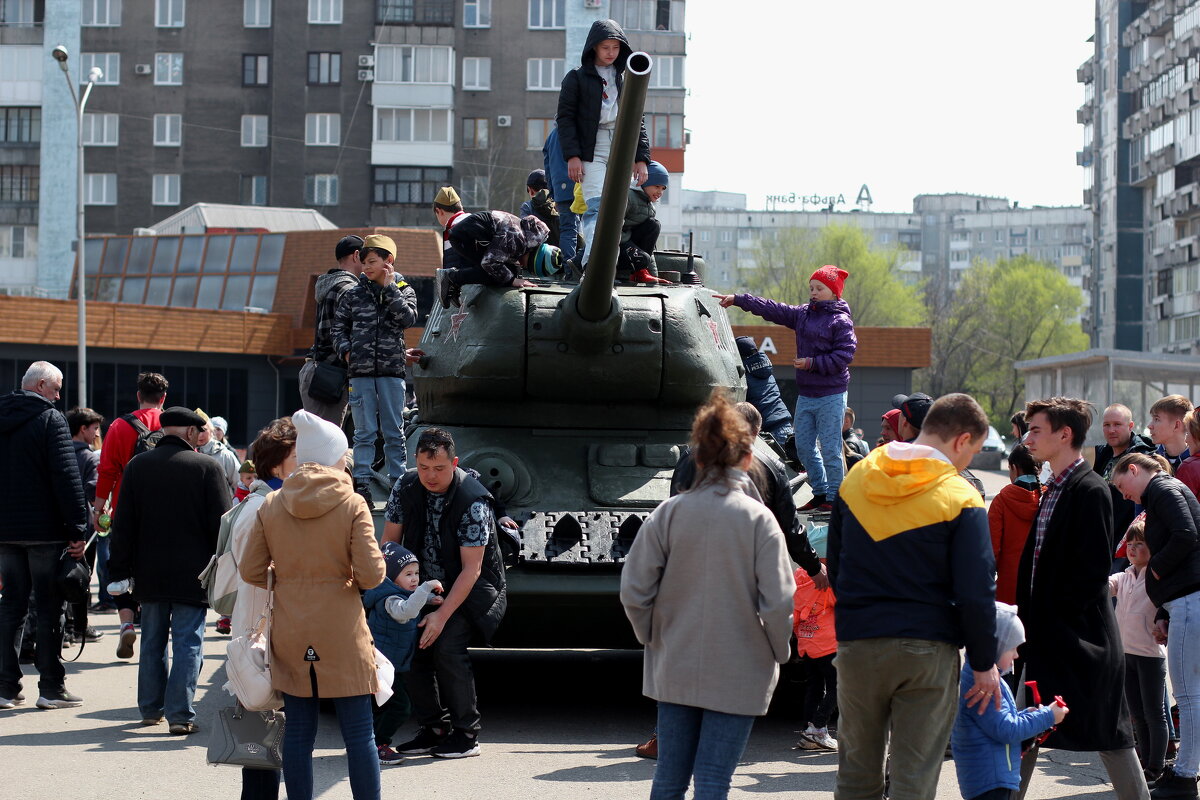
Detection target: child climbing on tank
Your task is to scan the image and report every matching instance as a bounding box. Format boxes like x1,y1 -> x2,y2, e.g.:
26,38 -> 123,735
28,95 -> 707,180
618,160 -> 669,284
714,266 -> 856,511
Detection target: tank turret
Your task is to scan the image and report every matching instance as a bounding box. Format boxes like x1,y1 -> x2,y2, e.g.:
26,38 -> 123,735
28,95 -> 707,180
410,53 -> 749,647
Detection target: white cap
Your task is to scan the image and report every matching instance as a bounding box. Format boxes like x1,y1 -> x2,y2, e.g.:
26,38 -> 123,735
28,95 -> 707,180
293,409 -> 348,468
209,416 -> 228,433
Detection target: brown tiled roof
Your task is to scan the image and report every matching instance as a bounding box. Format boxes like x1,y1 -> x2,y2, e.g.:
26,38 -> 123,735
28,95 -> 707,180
732,325 -> 931,368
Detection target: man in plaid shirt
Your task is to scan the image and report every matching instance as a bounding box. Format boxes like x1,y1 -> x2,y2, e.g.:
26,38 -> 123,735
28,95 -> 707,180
1018,397 -> 1147,799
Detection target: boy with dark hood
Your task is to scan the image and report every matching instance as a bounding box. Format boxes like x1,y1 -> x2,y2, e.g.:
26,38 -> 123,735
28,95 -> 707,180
556,18 -> 652,266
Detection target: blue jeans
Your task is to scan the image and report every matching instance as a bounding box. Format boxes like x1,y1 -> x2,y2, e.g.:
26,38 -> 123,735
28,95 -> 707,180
793,391 -> 846,499
1165,592 -> 1200,778
95,537 -> 113,605
0,543 -> 66,697
347,376 -> 407,481
137,600 -> 206,724
650,701 -> 756,800
555,201 -> 580,263
283,693 -> 379,800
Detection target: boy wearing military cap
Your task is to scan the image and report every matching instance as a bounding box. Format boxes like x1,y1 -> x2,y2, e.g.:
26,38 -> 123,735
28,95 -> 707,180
332,234 -> 419,500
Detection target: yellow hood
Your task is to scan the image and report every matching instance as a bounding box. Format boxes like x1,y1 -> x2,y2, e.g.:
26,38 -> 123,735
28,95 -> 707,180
841,444 -> 984,541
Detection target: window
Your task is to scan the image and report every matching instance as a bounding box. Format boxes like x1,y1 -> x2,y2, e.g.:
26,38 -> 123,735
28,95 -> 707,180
462,118 -> 489,149
649,56 -> 684,89
308,0 -> 341,23
463,0 -> 490,27
376,0 -> 453,23
242,54 -> 269,86
526,58 -> 565,90
155,53 -> 183,85
305,113 -> 341,146
460,176 -> 489,207
308,52 -> 341,84
241,175 -> 268,206
83,0 -> 122,26
700,230 -> 710,242
154,114 -> 181,146
241,115 -> 268,147
610,0 -> 683,32
0,226 -> 36,259
0,108 -> 40,143
84,173 -> 117,205
462,57 -> 491,90
373,166 -> 450,205
375,45 -> 453,84
526,118 -> 554,149
646,113 -> 683,149
0,0 -> 35,25
994,230 -> 1003,242
155,0 -> 184,26
719,230 -> 732,242
152,174 -> 180,206
81,53 -> 120,85
305,174 -> 339,205
0,166 -> 38,203
528,0 -> 564,28
375,108 -> 450,143
82,113 -> 119,146
244,0 -> 270,26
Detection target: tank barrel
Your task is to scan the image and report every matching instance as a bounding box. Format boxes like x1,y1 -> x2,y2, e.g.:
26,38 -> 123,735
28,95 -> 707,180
575,51 -> 652,322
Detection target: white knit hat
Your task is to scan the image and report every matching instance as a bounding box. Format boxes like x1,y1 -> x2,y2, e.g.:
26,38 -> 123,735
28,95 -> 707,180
293,409 -> 348,468
209,416 -> 228,434
994,601 -> 1026,664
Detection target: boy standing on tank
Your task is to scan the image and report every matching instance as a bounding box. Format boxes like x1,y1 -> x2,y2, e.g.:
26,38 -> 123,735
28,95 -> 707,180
556,18 -> 652,266
716,266 -> 857,511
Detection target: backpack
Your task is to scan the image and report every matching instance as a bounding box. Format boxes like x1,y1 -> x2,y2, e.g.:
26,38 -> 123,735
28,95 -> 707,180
198,485 -> 272,615
122,413 -> 165,457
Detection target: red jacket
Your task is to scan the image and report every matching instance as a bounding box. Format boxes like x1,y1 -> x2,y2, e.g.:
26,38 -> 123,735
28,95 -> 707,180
793,568 -> 836,658
1176,455 -> 1200,499
95,407 -> 162,515
988,482 -> 1041,605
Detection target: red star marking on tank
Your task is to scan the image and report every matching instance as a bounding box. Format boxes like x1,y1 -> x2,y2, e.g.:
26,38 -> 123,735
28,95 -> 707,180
448,307 -> 470,342
707,320 -> 725,349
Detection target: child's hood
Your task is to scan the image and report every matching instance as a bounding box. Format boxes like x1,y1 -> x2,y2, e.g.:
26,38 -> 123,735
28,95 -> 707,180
995,482 -> 1040,524
809,298 -> 852,318
582,19 -> 632,68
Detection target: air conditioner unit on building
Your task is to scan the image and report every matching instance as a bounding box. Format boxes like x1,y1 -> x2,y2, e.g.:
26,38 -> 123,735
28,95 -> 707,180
497,115 -> 512,127
134,64 -> 152,75
358,55 -> 375,68
358,69 -> 374,81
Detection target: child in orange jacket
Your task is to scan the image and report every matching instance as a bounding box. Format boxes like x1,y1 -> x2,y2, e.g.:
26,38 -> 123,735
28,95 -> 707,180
794,565 -> 837,751
988,443 -> 1041,605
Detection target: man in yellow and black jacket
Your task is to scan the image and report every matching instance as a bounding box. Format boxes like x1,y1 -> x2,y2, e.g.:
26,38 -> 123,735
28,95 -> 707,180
828,393 -> 999,800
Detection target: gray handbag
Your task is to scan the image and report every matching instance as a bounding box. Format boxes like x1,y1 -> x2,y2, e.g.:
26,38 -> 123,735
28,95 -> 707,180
206,702 -> 285,770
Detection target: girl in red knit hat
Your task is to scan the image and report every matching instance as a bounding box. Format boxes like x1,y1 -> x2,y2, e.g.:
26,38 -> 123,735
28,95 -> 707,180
715,266 -> 857,511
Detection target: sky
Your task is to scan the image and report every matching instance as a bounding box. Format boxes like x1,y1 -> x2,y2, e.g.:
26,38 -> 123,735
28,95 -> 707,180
683,2 -> 1095,213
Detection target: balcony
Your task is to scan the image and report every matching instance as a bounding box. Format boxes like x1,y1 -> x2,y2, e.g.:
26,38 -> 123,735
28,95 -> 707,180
1077,58 -> 1095,84
1077,103 -> 1094,124
0,22 -> 42,45
375,0 -> 453,25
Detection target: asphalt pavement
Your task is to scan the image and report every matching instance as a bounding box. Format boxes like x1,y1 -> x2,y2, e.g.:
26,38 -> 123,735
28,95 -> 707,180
0,467 -> 1124,799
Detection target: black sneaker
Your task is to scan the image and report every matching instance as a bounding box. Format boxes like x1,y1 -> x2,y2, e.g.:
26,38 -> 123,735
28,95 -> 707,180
354,480 -> 373,506
431,728 -> 481,759
1151,766 -> 1200,799
396,727 -> 447,755
36,689 -> 82,709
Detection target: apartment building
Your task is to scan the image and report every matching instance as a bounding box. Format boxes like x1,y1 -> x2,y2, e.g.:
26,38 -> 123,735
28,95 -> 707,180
0,0 -> 688,298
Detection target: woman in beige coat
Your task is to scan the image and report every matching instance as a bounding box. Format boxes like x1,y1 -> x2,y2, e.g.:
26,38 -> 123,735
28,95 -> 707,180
240,410 -> 385,800
621,392 -> 796,800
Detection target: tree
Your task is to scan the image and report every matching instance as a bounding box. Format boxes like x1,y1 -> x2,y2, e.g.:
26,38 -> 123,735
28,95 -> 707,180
919,256 -> 1089,422
731,224 -> 926,328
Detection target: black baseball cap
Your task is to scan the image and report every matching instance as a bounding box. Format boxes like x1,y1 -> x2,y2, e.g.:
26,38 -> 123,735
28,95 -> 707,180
895,392 -> 933,430
335,235 -> 364,260
526,169 -> 548,190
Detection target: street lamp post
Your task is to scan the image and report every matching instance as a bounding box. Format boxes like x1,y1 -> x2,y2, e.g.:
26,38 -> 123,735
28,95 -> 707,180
52,45 -> 101,408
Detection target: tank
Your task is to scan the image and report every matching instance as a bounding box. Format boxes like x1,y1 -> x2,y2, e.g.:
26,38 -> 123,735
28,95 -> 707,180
408,53 -> 754,647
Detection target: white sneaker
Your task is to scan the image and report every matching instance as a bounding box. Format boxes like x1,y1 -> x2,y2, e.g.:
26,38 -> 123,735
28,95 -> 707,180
804,725 -> 838,751
36,690 -> 82,709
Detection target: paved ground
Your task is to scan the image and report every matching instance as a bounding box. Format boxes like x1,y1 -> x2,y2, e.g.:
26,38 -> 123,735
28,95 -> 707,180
0,468 -> 1124,799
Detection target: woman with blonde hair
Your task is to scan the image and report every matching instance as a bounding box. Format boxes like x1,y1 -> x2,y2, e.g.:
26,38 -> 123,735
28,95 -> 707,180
620,391 -> 795,800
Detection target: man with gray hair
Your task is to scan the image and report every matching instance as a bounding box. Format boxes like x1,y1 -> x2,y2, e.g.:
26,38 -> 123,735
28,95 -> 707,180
0,361 -> 89,710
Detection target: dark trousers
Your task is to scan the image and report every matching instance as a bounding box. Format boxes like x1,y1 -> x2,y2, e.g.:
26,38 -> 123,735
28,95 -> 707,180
617,218 -> 661,277
407,613 -> 480,733
801,653 -> 838,728
1126,653 -> 1168,772
0,543 -> 67,696
373,674 -> 413,746
240,767 -> 280,800
970,790 -> 1013,800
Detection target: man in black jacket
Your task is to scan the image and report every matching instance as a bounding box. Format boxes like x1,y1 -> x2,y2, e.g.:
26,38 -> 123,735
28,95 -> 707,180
107,407 -> 230,734
0,362 -> 89,710
382,428 -> 506,760
1095,403 -> 1155,543
299,234 -> 361,425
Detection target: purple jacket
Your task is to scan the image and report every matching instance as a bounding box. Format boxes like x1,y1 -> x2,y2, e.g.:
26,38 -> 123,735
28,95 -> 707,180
734,294 -> 856,398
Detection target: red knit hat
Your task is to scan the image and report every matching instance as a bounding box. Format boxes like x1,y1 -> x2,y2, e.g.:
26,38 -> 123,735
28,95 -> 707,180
810,265 -> 849,298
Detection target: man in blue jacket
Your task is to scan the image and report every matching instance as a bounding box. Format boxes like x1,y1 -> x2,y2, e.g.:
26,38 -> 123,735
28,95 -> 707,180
828,392 -> 999,800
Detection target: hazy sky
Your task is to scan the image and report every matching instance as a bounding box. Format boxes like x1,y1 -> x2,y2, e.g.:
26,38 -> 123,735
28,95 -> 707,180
683,2 -> 1095,213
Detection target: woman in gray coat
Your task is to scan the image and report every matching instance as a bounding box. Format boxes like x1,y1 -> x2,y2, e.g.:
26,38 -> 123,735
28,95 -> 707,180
621,392 -> 796,800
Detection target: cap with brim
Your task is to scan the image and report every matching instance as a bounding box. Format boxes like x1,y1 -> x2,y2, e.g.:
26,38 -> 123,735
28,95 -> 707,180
897,392 -> 933,429
161,407 -> 208,428
362,234 -> 396,258
434,186 -> 460,207
335,235 -> 364,260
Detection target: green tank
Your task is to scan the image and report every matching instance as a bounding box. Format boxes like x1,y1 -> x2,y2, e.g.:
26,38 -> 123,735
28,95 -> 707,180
409,53 -> 749,647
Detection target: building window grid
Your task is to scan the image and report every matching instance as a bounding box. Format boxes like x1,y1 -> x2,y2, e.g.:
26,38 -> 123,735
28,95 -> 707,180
81,53 -> 120,85
155,0 -> 184,27
0,225 -> 35,259
154,114 -> 182,146
305,113 -> 341,146
526,117 -> 554,149
241,175 -> 268,206
0,108 -> 41,143
308,0 -> 342,23
374,45 -> 453,84
463,0 -> 490,27
152,174 -> 180,206
155,52 -> 183,85
646,113 -> 683,149
649,56 -> 685,89
241,115 -> 268,147
526,58 -> 565,90
375,108 -> 450,143
82,113 -> 119,146
377,0 -> 453,23
462,118 -> 489,149
460,175 -> 489,207
308,52 -> 341,85
372,166 -> 450,205
83,0 -> 122,26
528,0 -> 564,29
0,166 -> 38,203
84,173 -> 116,206
462,57 -> 491,90
244,0 -> 270,26
609,0 -> 683,32
306,174 -> 339,205
243,54 -> 270,86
